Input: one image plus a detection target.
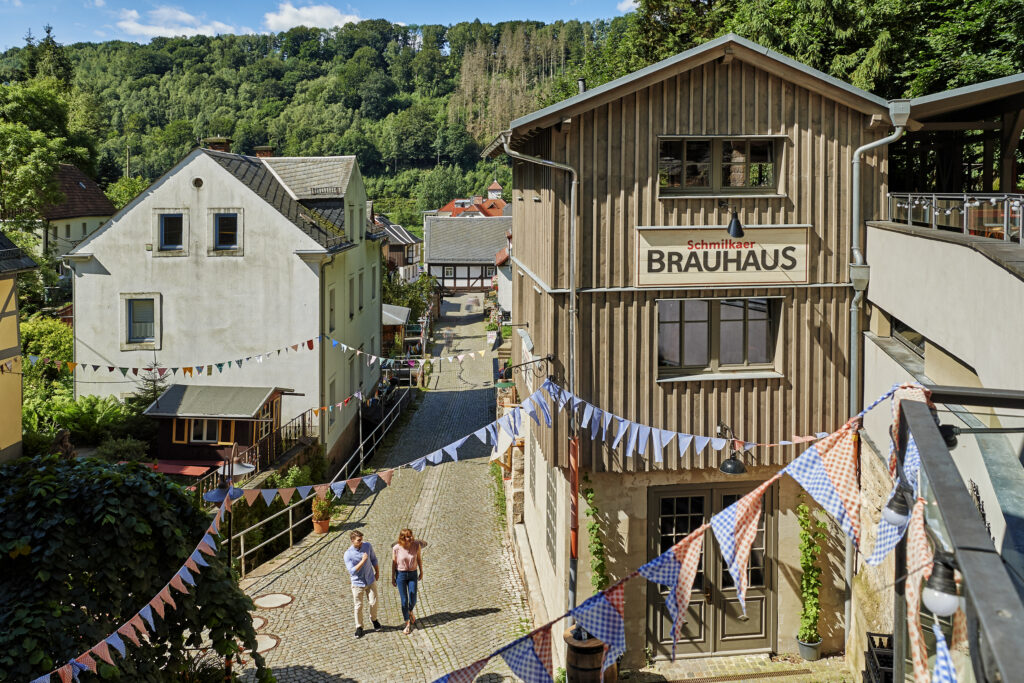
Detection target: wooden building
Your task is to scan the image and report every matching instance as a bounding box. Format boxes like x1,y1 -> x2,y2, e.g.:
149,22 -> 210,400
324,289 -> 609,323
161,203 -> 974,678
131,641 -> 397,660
485,33 -> 895,667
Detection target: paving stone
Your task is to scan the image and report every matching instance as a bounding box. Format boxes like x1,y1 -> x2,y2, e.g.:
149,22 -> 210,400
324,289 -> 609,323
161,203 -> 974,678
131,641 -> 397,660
239,295 -> 529,683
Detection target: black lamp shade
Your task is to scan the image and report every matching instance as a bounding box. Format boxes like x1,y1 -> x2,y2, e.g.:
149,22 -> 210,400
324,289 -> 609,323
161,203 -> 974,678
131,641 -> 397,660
727,210 -> 745,239
719,453 -> 746,475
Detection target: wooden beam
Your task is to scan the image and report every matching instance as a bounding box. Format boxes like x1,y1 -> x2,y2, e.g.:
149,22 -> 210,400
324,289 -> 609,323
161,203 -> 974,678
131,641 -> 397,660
1000,109 -> 1024,192
918,120 -> 1001,131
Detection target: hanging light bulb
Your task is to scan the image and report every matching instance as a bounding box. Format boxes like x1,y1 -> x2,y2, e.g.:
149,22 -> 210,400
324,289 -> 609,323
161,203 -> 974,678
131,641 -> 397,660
990,197 -> 998,205
882,483 -> 912,527
922,551 -> 960,617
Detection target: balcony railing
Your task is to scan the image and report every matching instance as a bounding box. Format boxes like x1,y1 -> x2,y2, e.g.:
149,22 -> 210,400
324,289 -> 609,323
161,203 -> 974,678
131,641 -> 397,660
888,193 -> 1023,244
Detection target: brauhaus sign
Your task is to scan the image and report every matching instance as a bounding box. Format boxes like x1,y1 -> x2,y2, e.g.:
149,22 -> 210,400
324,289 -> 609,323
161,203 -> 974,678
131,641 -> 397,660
635,225 -> 809,287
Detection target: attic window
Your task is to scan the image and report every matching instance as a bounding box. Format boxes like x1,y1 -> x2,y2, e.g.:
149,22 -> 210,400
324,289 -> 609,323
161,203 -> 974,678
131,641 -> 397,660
310,186 -> 344,195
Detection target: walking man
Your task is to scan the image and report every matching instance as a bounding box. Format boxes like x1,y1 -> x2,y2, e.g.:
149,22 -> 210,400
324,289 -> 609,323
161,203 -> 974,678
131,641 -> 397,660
344,530 -> 381,638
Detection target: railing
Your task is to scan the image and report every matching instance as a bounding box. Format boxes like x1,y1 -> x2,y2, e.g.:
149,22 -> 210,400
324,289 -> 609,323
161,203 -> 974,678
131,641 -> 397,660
233,387 -> 414,577
888,192 -> 1023,243
0,247 -> 27,260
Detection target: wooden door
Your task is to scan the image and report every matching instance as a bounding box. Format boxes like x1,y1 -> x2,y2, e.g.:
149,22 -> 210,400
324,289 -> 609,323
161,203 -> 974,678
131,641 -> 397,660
647,484 -> 777,659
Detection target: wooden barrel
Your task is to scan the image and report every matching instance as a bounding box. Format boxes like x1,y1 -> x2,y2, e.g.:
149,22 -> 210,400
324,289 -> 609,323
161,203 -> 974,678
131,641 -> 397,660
563,628 -> 618,682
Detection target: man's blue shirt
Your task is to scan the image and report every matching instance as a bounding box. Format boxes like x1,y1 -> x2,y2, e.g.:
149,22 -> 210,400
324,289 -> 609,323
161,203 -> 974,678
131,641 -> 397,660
344,542 -> 378,587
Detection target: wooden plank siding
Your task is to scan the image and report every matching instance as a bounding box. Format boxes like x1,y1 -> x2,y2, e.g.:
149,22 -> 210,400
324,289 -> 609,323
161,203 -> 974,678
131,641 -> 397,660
510,57 -> 889,473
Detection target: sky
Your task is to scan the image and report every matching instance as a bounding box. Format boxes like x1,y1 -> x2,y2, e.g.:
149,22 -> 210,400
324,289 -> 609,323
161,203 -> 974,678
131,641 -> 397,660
0,0 -> 639,50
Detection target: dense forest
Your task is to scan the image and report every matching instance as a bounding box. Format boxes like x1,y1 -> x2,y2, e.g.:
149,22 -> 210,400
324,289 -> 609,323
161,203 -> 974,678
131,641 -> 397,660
0,0 -> 1021,234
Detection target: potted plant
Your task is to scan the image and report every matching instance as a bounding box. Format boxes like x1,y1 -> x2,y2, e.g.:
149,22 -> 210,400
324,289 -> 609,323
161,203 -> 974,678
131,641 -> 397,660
796,500 -> 828,661
311,494 -> 335,534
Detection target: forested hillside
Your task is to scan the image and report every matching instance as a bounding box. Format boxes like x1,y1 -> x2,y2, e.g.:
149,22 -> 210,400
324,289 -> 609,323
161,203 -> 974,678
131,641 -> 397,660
1,0 -> 1021,231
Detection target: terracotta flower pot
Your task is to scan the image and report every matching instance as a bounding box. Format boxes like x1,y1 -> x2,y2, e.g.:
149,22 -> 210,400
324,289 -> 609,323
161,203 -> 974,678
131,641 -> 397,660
313,519 -> 330,534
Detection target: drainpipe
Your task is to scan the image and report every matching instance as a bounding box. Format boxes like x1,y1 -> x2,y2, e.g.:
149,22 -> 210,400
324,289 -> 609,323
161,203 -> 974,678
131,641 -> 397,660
499,132 -> 581,613
845,98 -> 910,642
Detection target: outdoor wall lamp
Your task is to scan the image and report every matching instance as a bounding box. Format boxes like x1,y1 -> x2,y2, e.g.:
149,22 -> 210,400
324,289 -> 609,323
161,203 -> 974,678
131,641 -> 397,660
718,201 -> 745,239
717,421 -> 747,475
922,550 -> 960,617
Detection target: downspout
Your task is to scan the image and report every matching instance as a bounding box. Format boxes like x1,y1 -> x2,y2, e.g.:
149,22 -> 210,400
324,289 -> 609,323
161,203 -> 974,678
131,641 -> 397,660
845,99 -> 910,642
500,131 -> 581,613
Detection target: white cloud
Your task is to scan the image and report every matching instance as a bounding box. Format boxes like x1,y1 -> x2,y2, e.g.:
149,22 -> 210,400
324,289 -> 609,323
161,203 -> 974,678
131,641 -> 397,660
617,0 -> 638,11
116,6 -> 235,38
89,0 -> 106,7
263,2 -> 360,31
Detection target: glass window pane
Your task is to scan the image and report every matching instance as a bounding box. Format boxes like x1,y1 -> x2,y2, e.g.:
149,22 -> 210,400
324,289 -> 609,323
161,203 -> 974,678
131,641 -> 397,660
658,323 -> 680,367
658,300 -> 680,322
658,140 -> 683,190
723,164 -> 747,188
747,319 -> 770,364
720,320 -> 744,364
160,214 -> 183,249
683,299 -> 708,322
216,214 -> 238,247
749,141 -> 772,163
675,497 -> 690,514
661,499 -> 674,515
750,163 -> 775,187
191,419 -> 204,440
129,299 -> 155,342
722,140 -> 747,163
720,299 -> 745,320
683,321 -> 709,366
684,141 -> 710,187
748,298 -> 769,319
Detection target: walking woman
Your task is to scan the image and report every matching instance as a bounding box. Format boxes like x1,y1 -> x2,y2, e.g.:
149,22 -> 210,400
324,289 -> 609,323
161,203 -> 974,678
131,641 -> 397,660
392,528 -> 427,634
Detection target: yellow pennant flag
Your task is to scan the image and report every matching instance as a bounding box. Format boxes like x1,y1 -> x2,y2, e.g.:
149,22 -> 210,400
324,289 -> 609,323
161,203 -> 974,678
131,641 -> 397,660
183,367 -> 193,377
66,362 -> 77,373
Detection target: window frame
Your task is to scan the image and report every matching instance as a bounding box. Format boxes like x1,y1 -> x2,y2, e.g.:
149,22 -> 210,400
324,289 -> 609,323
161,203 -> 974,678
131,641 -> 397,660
159,213 -> 184,251
656,296 -> 782,379
328,286 -> 336,333
120,292 -> 161,350
153,209 -> 189,256
657,135 -> 785,198
443,266 -> 454,278
206,207 -> 243,256
213,212 -> 239,250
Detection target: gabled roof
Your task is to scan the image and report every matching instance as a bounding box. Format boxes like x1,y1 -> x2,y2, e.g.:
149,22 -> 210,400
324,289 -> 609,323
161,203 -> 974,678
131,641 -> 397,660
437,197 -> 507,217
42,164 -> 115,221
495,246 -> 509,267
488,180 -> 502,190
0,232 -> 37,274
144,384 -> 278,419
202,150 -> 351,251
382,222 -> 422,245
494,33 -> 889,149
426,216 -> 512,264
260,156 -> 356,200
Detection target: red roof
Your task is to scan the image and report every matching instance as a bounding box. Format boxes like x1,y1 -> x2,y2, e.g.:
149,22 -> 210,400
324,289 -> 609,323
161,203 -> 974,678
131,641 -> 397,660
495,246 -> 509,266
437,197 -> 507,217
488,180 -> 503,190
42,164 -> 116,221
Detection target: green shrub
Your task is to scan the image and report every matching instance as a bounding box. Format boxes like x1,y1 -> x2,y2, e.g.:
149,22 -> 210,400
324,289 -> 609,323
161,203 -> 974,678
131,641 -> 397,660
94,436 -> 151,463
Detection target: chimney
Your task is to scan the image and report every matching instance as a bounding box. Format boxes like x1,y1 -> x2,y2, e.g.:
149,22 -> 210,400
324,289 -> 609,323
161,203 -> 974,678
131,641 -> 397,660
253,145 -> 275,158
577,78 -> 586,94
203,137 -> 233,153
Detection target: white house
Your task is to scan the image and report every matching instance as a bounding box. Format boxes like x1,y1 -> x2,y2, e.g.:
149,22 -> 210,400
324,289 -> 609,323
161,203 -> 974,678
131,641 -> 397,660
424,215 -> 510,292
66,143 -> 382,464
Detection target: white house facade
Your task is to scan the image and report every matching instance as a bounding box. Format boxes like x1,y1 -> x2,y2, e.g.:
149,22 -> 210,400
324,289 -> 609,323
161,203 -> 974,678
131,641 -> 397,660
66,147 -> 381,464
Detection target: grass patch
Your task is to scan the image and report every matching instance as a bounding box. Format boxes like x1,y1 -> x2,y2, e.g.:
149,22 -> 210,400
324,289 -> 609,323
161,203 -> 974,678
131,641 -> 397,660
489,462 -> 507,525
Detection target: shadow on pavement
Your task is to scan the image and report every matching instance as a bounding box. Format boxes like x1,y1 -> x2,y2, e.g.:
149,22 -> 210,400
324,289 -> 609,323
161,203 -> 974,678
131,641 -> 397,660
417,606 -> 501,628
254,666 -> 357,683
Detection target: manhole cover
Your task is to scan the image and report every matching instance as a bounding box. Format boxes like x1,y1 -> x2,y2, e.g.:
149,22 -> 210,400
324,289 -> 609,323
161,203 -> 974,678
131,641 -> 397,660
252,593 -> 293,609
251,615 -> 267,630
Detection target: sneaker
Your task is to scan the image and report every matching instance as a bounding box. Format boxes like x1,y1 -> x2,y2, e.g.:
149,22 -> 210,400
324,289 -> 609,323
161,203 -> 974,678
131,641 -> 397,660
354,627 -> 364,638
371,620 -> 382,631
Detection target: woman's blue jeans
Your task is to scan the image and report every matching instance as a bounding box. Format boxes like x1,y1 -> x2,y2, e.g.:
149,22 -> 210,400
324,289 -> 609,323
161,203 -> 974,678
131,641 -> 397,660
396,570 -> 418,621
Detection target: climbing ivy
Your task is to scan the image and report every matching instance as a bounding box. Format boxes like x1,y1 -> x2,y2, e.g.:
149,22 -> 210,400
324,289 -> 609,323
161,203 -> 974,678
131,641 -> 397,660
582,476 -> 609,592
797,499 -> 829,644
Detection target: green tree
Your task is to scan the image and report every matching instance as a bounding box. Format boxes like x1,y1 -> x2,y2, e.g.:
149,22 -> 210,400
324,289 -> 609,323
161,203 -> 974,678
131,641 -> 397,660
19,313 -> 73,402
104,176 -> 149,210
0,455 -> 273,682
416,164 -> 464,212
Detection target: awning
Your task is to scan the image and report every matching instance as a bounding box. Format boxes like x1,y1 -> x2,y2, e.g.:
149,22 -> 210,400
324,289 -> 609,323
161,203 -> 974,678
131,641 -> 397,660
152,461 -> 216,476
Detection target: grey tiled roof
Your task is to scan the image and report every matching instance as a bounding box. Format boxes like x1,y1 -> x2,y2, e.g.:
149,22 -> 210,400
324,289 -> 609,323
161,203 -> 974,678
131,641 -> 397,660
0,232 -> 37,274
382,223 -> 421,245
425,216 -> 511,264
144,384 -> 277,418
261,157 -> 356,200
202,149 -> 351,251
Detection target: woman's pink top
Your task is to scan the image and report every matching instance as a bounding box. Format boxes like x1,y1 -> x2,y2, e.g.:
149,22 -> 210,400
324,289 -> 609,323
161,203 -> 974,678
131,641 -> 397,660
392,540 -> 427,571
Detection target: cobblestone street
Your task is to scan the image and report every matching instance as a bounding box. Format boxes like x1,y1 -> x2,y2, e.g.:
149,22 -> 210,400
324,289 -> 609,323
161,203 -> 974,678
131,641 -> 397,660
240,294 -> 529,682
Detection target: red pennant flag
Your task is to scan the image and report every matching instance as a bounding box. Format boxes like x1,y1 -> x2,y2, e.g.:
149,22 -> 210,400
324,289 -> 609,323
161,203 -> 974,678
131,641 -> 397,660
314,484 -> 329,499
157,368 -> 167,377
291,344 -> 299,352
76,652 -> 99,673
159,586 -> 176,610
149,595 -> 166,619
57,663 -> 74,683
169,574 -> 189,595
279,487 -> 296,504
244,489 -> 262,506
306,339 -> 314,350
378,469 -> 394,486
66,361 -> 77,373
131,368 -> 139,376
129,614 -> 148,637
198,539 -> 216,556
185,557 -> 200,573
346,478 -> 361,494
107,366 -> 115,372
343,397 -> 351,406
92,640 -> 115,665
118,622 -> 141,647
732,439 -> 744,451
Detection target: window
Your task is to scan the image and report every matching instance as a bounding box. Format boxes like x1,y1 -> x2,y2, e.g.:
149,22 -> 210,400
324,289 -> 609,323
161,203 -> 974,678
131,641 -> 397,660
81,222 -> 87,237
328,287 -> 336,332
159,214 -> 184,250
371,265 -> 377,300
348,276 -> 355,319
657,298 -> 778,376
485,266 -> 496,277
444,266 -> 454,278
172,419 -> 188,444
328,379 -> 336,426
358,271 -> 364,310
892,318 -> 925,356
659,138 -> 778,195
406,248 -> 414,265
127,299 -> 155,343
257,402 -> 273,441
190,419 -> 230,444
64,224 -> 70,239
214,213 -> 238,249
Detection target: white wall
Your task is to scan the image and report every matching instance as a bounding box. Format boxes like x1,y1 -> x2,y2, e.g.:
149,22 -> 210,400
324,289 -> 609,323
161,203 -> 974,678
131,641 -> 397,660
71,152 -> 324,421
497,264 -> 512,313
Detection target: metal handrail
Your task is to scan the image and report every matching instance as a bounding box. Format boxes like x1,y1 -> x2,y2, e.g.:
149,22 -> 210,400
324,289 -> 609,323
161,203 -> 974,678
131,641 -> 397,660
232,387 -> 414,576
887,192 -> 1024,244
